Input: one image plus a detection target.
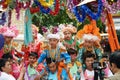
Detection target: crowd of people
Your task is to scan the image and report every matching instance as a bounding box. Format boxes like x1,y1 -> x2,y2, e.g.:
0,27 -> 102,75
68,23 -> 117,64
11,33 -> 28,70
0,19 -> 120,80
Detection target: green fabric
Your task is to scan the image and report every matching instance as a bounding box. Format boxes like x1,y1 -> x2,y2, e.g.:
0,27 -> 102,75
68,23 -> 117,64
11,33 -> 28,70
70,63 -> 78,77
64,38 -> 80,50
24,8 -> 33,45
27,65 -> 37,77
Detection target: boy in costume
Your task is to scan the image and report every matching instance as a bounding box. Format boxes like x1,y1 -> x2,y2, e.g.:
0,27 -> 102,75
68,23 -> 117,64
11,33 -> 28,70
21,24 -> 43,60
67,48 -> 82,80
35,57 -> 71,80
0,26 -> 21,61
37,33 -> 72,80
62,24 -> 79,50
76,20 -> 103,63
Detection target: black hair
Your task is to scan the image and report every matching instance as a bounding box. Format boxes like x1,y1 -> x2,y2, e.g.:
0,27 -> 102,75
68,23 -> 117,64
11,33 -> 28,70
0,59 -> 8,71
109,51 -> 120,68
2,53 -> 13,60
29,52 -> 38,58
82,51 -> 96,63
102,53 -> 108,58
46,57 -> 56,65
67,48 -> 77,55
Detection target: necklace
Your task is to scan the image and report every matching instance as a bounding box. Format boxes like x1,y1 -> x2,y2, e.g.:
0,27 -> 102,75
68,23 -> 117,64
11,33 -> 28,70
3,43 -> 12,53
49,46 -> 60,61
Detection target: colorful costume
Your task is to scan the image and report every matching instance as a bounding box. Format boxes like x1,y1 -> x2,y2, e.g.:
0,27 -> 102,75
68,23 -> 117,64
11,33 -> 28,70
21,24 -> 43,60
76,20 -> 102,62
24,64 -> 39,80
62,24 -> 79,50
0,26 -> 19,58
76,20 -> 102,63
38,33 -> 72,80
69,61 -> 82,80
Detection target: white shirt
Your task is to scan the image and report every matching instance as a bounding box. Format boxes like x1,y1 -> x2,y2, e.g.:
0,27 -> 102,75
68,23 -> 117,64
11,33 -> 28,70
0,72 -> 16,80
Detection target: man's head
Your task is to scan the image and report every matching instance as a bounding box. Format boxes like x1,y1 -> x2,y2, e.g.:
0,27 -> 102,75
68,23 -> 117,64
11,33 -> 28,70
102,53 -> 109,63
46,58 -> 57,74
67,48 -> 77,62
83,51 -> 96,70
28,52 -> 38,65
2,53 -> 13,65
109,51 -> 120,74
0,59 -> 12,73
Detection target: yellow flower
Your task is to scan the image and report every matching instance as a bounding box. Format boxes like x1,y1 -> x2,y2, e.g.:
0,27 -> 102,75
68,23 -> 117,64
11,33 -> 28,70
39,0 -> 54,7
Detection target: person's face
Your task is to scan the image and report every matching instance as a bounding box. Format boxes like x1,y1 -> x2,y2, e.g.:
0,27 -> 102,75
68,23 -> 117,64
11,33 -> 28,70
49,38 -> 58,47
4,36 -> 13,43
85,57 -> 94,70
64,31 -> 72,40
48,62 -> 57,74
2,61 -> 12,73
102,58 -> 108,63
32,30 -> 37,39
29,56 -> 37,65
70,53 -> 77,62
8,58 -> 13,65
109,63 -> 116,74
84,40 -> 93,47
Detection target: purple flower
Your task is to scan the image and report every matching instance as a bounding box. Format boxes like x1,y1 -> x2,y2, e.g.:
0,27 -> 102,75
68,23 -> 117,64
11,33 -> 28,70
41,26 -> 48,33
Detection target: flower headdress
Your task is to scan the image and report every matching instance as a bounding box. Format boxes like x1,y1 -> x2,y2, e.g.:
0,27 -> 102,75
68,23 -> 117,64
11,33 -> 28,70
42,26 -> 60,40
61,24 -> 77,34
0,26 -> 19,37
76,20 -> 101,40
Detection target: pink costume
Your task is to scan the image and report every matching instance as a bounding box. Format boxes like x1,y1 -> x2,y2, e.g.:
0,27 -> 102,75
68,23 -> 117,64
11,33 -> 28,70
0,26 -> 19,58
21,24 -> 42,60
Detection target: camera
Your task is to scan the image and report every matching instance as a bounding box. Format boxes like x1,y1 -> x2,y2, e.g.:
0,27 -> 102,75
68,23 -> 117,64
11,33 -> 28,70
92,61 -> 107,70
92,61 -> 107,80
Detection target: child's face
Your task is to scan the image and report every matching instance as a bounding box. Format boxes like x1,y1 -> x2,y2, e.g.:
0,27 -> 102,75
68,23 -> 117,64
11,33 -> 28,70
84,40 -> 93,47
102,58 -> 108,63
4,36 -> 13,43
85,57 -> 94,70
70,53 -> 77,62
64,31 -> 72,40
29,56 -> 37,65
48,62 -> 57,74
49,38 -> 58,47
2,61 -> 12,73
32,30 -> 37,39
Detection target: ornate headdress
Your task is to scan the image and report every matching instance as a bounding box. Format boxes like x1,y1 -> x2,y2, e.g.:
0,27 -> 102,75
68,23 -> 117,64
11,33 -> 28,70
76,20 -> 101,40
61,24 -> 77,34
0,26 -> 19,37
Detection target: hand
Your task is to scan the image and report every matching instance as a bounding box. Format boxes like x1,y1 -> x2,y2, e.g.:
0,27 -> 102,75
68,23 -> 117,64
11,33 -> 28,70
20,66 -> 26,74
77,67 -> 82,73
34,75 -> 41,80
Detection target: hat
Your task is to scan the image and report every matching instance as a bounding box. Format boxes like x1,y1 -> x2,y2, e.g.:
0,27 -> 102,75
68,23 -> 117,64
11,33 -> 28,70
0,34 -> 4,49
82,34 -> 99,41
62,24 -> 77,33
77,0 -> 96,6
47,33 -> 60,40
0,26 -> 19,37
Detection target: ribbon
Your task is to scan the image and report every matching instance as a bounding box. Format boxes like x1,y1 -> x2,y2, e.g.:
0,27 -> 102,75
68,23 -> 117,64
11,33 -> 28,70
34,0 -> 50,14
39,0 -> 54,7
50,0 -> 60,15
73,0 -> 103,22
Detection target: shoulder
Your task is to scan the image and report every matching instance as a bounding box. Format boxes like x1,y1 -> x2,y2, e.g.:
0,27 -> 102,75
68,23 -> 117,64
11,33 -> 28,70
75,61 -> 82,67
43,45 -> 49,50
108,74 -> 120,80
